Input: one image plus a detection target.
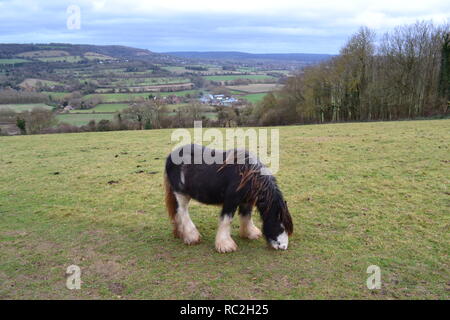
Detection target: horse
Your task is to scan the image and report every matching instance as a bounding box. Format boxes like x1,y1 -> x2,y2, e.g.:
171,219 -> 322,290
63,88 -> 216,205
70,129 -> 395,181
164,144 -> 293,253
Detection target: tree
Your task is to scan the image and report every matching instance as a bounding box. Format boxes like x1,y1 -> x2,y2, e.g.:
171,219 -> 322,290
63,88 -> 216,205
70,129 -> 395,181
121,100 -> 167,130
23,108 -> 57,134
16,117 -> 26,134
439,32 -> 450,104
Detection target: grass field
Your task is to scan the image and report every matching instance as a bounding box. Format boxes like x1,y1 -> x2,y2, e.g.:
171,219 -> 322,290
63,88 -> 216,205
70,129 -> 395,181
38,56 -> 84,63
70,104 -> 129,113
19,78 -> 61,89
83,90 -> 198,103
0,103 -> 53,112
106,77 -> 191,87
242,93 -> 267,103
227,83 -> 281,93
0,58 -> 31,65
41,91 -> 70,99
204,75 -> 275,81
56,113 -> 116,126
0,120 -> 448,299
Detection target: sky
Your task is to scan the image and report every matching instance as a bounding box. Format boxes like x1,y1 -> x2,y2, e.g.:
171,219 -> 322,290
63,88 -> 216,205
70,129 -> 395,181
0,0 -> 448,54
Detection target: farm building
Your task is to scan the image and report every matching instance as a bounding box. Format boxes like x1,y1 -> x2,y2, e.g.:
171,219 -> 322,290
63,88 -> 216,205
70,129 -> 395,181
199,94 -> 238,106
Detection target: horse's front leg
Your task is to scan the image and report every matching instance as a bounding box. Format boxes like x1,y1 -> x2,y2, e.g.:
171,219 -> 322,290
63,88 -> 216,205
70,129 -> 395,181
239,203 -> 262,240
215,200 -> 238,253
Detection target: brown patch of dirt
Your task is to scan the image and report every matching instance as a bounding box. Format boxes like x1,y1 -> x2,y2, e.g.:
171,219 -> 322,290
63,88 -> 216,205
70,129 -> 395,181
89,260 -> 123,278
108,282 -> 126,295
1,230 -> 29,237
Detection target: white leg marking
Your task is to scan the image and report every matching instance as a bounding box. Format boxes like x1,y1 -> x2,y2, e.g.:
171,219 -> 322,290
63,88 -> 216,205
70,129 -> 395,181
174,192 -> 200,245
239,215 -> 262,240
215,215 -> 237,253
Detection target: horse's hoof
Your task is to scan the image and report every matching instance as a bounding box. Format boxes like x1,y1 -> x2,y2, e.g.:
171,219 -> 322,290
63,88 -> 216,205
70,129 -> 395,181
182,229 -> 201,245
215,238 -> 237,253
240,226 -> 262,240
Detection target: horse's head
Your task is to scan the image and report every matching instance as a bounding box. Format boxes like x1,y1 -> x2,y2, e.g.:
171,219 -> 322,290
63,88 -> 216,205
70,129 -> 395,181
262,200 -> 293,250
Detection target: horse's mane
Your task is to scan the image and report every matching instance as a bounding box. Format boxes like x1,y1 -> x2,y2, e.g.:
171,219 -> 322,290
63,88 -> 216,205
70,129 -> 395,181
218,148 -> 293,235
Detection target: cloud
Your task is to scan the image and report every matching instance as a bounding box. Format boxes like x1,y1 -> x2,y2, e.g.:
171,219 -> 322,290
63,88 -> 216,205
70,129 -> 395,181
0,0 -> 448,53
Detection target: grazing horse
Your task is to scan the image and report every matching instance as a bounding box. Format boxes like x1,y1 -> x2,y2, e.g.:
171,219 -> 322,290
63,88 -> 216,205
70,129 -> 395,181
164,144 -> 293,253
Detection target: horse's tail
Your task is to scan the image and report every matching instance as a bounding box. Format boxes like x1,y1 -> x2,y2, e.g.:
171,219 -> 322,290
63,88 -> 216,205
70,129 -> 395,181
164,172 -> 177,226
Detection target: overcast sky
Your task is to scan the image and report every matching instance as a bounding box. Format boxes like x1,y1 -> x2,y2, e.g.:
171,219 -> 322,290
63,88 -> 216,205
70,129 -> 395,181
0,0 -> 448,54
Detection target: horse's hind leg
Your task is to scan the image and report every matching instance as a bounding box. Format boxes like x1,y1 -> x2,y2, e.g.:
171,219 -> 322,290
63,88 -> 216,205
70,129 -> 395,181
215,200 -> 238,253
238,203 -> 262,240
174,192 -> 201,245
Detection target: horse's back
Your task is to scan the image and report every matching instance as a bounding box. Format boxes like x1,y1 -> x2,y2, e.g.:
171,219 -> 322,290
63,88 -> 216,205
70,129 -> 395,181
165,144 -> 230,204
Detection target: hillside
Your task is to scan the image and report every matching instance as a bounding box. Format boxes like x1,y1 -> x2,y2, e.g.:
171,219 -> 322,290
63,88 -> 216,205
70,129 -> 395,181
1,120 -> 448,299
0,43 -> 179,63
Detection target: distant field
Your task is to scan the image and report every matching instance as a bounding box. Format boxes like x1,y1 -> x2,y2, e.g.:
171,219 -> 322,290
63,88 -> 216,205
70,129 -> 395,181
106,77 -> 191,87
241,93 -> 267,103
204,74 -> 275,81
19,78 -> 61,89
0,103 -> 53,112
0,120 -> 448,299
71,103 -> 129,113
17,50 -> 70,58
162,66 -> 187,73
227,83 -> 281,93
56,113 -> 115,126
0,58 -> 30,65
163,66 -> 223,74
38,56 -> 83,63
84,52 -> 115,61
41,91 -> 70,99
113,83 -> 194,93
84,90 -> 198,103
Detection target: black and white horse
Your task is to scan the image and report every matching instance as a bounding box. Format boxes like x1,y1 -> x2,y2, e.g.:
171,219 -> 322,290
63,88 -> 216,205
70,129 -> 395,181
164,144 -> 293,253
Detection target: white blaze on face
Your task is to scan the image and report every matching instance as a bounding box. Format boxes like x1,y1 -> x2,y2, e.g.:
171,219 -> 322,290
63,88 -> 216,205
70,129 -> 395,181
270,224 -> 289,250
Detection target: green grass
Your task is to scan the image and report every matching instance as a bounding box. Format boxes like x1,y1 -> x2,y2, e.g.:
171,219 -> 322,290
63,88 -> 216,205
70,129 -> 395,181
71,104 -> 130,113
242,93 -> 267,103
0,120 -> 449,299
84,90 -> 198,103
56,113 -> 116,126
41,91 -> 70,99
0,103 -> 53,112
38,56 -> 83,63
0,58 -> 31,65
106,77 -> 190,87
19,79 -> 62,88
163,66 -> 187,73
204,75 -> 275,81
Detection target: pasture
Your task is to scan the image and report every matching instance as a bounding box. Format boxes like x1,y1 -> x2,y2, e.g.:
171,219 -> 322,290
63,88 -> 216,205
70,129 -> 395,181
241,93 -> 267,103
70,103 -> 130,113
83,90 -> 198,103
38,56 -> 84,63
0,103 -> 53,112
0,120 -> 448,299
226,83 -> 280,93
204,74 -> 275,81
56,113 -> 116,126
0,58 -> 31,65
